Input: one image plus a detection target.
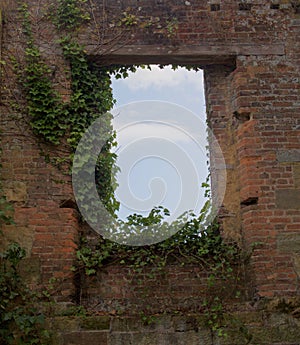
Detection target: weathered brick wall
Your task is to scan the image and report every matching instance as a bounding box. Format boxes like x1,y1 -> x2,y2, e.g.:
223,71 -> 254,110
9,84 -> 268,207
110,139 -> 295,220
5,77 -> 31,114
80,264 -> 242,315
0,111 -> 79,298
0,1 -> 78,299
0,0 -> 300,316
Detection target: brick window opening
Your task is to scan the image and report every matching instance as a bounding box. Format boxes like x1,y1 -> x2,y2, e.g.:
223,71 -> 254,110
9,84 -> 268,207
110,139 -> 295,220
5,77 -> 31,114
210,4 -> 221,11
238,3 -> 252,11
110,65 -> 208,222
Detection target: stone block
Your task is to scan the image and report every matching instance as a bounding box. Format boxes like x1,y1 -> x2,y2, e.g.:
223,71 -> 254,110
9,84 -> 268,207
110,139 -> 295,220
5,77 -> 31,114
275,189 -> 300,210
109,330 -> 211,345
293,254 -> 300,278
173,316 -> 198,332
49,317 -> 80,332
277,233 -> 300,253
62,331 -> 108,345
277,149 -> 300,163
293,164 -> 300,188
4,181 -> 27,202
18,257 -> 41,284
80,316 -> 110,330
0,226 -> 35,256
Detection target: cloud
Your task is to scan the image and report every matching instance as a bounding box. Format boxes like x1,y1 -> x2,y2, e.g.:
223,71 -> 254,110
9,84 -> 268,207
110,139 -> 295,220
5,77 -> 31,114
114,65 -> 203,91
111,101 -> 208,148
115,122 -> 203,147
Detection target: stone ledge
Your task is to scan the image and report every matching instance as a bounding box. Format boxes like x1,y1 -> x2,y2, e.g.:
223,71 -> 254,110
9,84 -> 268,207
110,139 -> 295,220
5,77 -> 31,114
88,44 -> 285,65
49,311 -> 300,345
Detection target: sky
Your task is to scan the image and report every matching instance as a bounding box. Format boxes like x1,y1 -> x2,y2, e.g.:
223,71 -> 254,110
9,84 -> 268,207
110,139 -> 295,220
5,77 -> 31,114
110,65 -> 209,222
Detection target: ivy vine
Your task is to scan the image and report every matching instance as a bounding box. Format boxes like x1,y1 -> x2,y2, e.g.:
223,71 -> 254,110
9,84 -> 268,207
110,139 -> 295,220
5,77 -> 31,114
18,0 -> 140,213
0,243 -> 50,345
0,143 -> 14,230
53,0 -> 90,31
9,0 -> 246,339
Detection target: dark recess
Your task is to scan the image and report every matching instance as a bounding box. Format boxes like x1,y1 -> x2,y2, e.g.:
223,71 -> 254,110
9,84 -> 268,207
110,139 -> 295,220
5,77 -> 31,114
210,4 -> 221,11
238,3 -> 252,11
241,197 -> 259,206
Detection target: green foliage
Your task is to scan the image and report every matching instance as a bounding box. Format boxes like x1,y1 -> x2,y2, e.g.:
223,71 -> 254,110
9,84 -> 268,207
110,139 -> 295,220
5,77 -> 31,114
0,141 -> 14,232
53,0 -> 90,30
13,1 -> 243,339
76,205 -> 239,278
0,243 -> 50,345
18,2 -> 68,145
18,1 -> 145,215
0,173 -> 14,230
59,38 -> 115,149
202,296 -> 228,338
75,197 -> 240,337
18,3 -> 138,214
0,194 -> 14,230
60,38 -> 136,214
166,18 -> 179,38
119,10 -> 139,27
22,46 -> 68,145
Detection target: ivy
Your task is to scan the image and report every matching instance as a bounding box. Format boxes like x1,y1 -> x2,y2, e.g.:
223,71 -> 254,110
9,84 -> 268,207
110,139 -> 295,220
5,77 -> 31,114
0,193 -> 13,230
0,133 -> 14,231
0,243 -> 50,345
12,0 -> 245,339
17,2 -> 136,214
23,46 -> 68,145
76,205 -> 239,279
75,202 -> 241,336
60,38 -> 139,214
53,0 -> 90,31
18,2 -> 68,145
59,38 -> 116,149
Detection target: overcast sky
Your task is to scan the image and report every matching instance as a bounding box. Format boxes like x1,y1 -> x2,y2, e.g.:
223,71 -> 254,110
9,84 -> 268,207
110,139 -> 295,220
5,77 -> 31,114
111,65 -> 209,222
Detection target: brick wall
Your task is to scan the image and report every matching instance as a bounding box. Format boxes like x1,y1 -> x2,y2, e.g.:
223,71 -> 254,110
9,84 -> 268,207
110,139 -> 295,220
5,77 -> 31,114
0,0 -> 299,308
80,264 -> 243,315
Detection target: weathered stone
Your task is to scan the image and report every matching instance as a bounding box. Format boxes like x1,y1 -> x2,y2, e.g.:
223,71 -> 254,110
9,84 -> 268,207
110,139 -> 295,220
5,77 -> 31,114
62,331 -> 108,345
80,316 -> 110,331
18,257 -> 40,284
0,226 -> 35,256
173,316 -> 198,332
293,164 -> 300,188
4,181 -> 27,202
293,254 -> 300,278
50,317 -> 80,332
277,233 -> 300,253
109,330 -> 211,345
48,313 -> 300,345
275,189 -> 300,210
111,317 -> 160,333
91,44 -> 285,66
277,149 -> 300,163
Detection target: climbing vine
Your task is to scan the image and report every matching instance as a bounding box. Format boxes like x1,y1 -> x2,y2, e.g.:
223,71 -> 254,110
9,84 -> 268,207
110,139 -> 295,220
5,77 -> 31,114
9,0 -> 245,339
53,0 -> 90,31
75,195 -> 242,337
17,0 -> 140,213
0,150 -> 14,230
0,243 -> 50,345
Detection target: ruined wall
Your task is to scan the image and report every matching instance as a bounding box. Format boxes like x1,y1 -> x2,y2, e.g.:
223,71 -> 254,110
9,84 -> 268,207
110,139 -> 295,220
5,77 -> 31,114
0,0 -> 78,299
0,0 -> 300,344
78,0 -> 300,300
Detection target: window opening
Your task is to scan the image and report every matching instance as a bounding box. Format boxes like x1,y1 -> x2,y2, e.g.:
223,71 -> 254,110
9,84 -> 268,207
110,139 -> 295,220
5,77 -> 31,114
110,65 -> 209,223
